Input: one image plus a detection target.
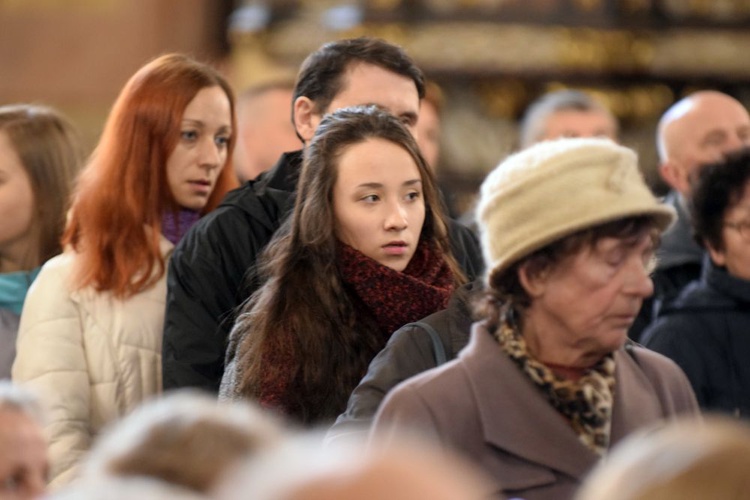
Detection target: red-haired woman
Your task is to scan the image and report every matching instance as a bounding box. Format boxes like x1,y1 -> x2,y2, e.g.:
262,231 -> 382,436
12,53 -> 238,487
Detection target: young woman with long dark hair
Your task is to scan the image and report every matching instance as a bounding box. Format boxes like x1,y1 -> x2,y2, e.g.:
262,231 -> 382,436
221,105 -> 464,425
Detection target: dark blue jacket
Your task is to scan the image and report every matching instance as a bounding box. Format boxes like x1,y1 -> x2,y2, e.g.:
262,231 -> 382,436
644,257 -> 750,418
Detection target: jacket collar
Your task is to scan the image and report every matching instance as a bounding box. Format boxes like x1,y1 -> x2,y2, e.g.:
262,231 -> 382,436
704,256 -> 750,304
254,150 -> 304,193
657,190 -> 704,269
219,150 -> 303,233
459,324 -> 664,480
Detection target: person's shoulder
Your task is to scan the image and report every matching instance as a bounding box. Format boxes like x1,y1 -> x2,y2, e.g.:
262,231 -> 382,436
389,355 -> 466,399
625,345 -> 700,413
628,345 -> 680,370
623,345 -> 690,391
33,252 -> 76,285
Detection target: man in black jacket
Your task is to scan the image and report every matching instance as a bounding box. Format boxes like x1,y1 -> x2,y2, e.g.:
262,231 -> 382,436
163,37 -> 484,393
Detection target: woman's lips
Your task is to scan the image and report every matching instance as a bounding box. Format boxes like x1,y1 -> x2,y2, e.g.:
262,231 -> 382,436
188,179 -> 211,194
383,241 -> 408,256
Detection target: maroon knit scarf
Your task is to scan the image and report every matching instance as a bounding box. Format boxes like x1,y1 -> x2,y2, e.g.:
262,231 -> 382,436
337,240 -> 454,337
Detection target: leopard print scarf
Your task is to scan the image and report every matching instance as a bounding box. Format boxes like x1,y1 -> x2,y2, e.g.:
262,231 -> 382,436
494,320 -> 616,456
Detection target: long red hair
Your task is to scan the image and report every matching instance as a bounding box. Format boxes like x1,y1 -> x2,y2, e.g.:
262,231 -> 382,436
63,53 -> 238,298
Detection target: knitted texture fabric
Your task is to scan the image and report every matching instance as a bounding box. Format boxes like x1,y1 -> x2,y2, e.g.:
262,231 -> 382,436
161,209 -> 201,245
338,240 -> 454,337
258,240 -> 454,421
475,138 -> 676,278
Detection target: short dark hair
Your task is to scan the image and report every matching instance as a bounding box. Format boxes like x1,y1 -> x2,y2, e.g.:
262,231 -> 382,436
478,216 -> 660,329
691,148 -> 750,252
292,37 -> 425,118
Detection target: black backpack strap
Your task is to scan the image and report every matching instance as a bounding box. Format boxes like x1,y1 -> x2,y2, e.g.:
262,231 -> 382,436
405,321 -> 447,366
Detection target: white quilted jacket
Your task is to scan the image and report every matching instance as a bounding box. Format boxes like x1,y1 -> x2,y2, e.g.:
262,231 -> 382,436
12,237 -> 172,487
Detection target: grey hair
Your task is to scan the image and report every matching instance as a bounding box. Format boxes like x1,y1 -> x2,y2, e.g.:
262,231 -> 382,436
519,89 -> 614,149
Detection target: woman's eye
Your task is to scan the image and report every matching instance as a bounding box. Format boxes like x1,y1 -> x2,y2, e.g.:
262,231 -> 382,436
405,191 -> 421,202
604,250 -> 625,267
362,194 -> 379,203
181,130 -> 198,141
215,135 -> 230,148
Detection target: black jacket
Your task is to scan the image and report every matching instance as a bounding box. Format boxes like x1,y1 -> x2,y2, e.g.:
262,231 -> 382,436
327,280 -> 479,441
643,258 -> 750,418
629,190 -> 703,341
162,151 -> 485,393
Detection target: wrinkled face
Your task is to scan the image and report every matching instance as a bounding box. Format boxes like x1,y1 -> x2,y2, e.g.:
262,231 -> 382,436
662,94 -> 750,196
525,231 -> 656,361
709,180 -> 750,281
0,132 -> 35,268
540,109 -> 618,143
0,411 -> 47,500
312,63 -> 420,137
333,138 -> 426,272
166,86 -> 232,211
415,100 -> 441,169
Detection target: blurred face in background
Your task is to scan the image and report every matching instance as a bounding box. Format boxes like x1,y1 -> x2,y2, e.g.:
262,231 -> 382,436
659,91 -> 750,197
415,99 -> 441,169
540,108 -> 618,144
0,131 -> 35,273
0,409 -> 48,500
233,87 -> 301,182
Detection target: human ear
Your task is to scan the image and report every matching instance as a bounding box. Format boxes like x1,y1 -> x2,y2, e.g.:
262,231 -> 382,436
659,160 -> 689,195
293,96 -> 321,144
518,262 -> 548,299
707,242 -> 727,268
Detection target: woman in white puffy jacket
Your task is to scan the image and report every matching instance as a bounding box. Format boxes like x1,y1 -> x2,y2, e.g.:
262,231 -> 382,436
12,53 -> 238,488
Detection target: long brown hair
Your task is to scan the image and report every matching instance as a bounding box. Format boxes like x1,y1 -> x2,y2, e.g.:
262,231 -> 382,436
63,53 -> 238,298
0,104 -> 82,269
235,105 -> 463,424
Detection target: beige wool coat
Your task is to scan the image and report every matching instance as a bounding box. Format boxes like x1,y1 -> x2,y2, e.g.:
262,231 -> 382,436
12,237 -> 172,488
372,322 -> 700,500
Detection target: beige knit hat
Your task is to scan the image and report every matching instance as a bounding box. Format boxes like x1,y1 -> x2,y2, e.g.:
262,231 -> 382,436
476,137 -> 676,278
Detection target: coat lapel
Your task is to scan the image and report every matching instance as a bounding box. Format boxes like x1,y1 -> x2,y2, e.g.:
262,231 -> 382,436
460,324 -> 599,481
610,348 -> 665,444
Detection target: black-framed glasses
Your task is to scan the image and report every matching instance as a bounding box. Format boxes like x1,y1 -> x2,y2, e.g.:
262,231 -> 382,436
724,220 -> 750,241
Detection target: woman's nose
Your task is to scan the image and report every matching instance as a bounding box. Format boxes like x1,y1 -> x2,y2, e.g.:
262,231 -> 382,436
384,202 -> 408,231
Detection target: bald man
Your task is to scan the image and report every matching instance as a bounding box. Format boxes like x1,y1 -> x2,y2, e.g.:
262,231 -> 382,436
631,90 -> 750,339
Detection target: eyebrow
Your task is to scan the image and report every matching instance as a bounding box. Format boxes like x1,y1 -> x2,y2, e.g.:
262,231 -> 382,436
356,179 -> 422,189
400,111 -> 418,125
181,118 -> 232,132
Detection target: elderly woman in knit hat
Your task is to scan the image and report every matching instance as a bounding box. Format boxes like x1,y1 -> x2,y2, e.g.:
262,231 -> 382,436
371,138 -> 700,500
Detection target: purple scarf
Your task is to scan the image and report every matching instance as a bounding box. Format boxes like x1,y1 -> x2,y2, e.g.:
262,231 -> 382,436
161,209 -> 201,245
